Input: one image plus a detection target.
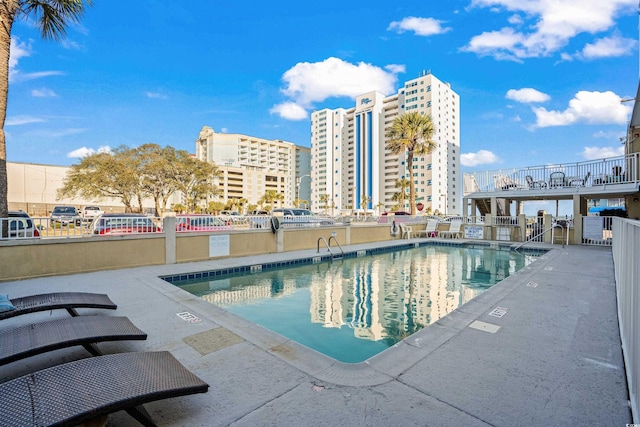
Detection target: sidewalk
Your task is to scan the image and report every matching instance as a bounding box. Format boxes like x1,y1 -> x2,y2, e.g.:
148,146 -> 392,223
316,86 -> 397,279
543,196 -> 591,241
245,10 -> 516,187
0,243 -> 631,426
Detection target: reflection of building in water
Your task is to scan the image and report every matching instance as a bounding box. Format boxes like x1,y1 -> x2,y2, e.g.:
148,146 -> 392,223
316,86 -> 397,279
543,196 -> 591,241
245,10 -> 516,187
198,248 -> 520,344
309,264 -> 346,328
461,248 -> 518,287
307,248 -> 487,343
351,260 -> 385,341
199,275 -> 298,306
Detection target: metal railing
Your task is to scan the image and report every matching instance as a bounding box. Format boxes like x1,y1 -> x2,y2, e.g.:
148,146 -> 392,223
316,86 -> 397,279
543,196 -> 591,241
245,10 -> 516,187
0,215 -> 164,239
464,153 -> 639,195
612,218 -> 640,422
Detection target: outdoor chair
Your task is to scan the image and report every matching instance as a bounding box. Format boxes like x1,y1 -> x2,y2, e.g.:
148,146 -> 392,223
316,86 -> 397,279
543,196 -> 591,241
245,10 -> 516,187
568,171 -> 591,187
0,315 -> 147,366
526,175 -> 547,189
0,351 -> 209,426
549,172 -> 566,188
0,292 -> 117,321
439,220 -> 463,239
399,223 -> 413,239
415,220 -> 439,237
494,174 -> 523,190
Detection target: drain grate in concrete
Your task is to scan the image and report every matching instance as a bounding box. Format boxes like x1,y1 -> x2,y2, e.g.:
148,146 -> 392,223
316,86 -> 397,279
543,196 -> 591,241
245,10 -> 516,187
488,306 -> 509,318
183,327 -> 245,356
527,281 -> 539,288
469,320 -> 501,333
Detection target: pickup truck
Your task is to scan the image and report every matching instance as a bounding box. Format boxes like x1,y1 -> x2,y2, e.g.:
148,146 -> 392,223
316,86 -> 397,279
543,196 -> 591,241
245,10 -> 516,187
81,206 -> 104,222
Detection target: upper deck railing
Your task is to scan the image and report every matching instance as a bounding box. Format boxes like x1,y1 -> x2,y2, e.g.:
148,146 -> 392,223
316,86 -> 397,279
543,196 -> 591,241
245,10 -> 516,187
463,153 -> 640,195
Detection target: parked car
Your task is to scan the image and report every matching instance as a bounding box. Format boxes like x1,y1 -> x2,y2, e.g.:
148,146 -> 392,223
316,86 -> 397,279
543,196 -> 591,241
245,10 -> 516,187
247,210 -> 271,228
81,206 -> 104,222
219,210 -> 244,225
6,211 -> 40,239
272,208 -> 334,227
50,206 -> 82,226
176,215 -> 231,232
90,213 -> 162,235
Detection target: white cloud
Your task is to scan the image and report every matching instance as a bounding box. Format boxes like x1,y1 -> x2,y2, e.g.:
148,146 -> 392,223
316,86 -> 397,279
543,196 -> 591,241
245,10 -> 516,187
274,57 -> 404,120
582,146 -> 625,159
269,102 -> 308,121
387,17 -> 452,36
506,88 -> 550,103
465,0 -> 637,60
31,88 -> 57,97
9,37 -> 64,83
533,90 -> 631,127
12,71 -> 64,83
461,150 -> 501,167
67,145 -> 112,159
5,115 -> 46,126
580,35 -> 636,59
9,38 -> 32,82
145,92 -> 168,99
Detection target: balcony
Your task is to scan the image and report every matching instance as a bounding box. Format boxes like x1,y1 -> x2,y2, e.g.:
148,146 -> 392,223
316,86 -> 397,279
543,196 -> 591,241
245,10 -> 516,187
463,154 -> 640,200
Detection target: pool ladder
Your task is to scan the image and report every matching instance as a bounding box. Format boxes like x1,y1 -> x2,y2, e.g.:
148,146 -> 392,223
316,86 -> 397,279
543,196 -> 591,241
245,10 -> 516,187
317,236 -> 344,259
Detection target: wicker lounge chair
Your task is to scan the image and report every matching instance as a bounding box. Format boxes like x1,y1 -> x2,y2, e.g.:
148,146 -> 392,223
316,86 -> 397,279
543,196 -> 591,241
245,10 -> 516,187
0,316 -> 147,366
0,351 -> 209,426
0,292 -> 116,321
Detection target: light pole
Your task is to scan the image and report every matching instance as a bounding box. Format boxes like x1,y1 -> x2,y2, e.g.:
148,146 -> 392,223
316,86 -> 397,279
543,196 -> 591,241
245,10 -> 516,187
296,175 -> 310,208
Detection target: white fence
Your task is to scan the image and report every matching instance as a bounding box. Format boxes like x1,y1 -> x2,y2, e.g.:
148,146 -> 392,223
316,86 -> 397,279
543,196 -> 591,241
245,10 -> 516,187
582,216 -> 614,246
612,218 -> 640,422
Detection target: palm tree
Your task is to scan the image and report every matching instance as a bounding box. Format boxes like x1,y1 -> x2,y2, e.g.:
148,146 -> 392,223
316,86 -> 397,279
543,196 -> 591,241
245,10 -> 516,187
386,112 -> 436,216
0,0 -> 93,234
394,178 -> 410,211
319,194 -> 329,215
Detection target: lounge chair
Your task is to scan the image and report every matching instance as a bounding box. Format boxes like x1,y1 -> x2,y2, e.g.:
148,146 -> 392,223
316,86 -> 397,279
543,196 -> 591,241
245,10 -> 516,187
568,171 -> 591,187
0,316 -> 147,366
0,351 -> 209,426
0,292 -> 116,321
415,220 -> 439,237
440,220 -> 463,239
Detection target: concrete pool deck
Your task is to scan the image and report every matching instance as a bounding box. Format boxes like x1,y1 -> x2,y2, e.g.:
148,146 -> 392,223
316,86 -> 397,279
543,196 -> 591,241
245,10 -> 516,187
0,241 -> 632,426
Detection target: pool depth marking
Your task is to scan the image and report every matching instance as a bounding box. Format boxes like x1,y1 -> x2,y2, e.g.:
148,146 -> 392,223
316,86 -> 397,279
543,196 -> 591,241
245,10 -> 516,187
488,307 -> 509,318
177,311 -> 202,323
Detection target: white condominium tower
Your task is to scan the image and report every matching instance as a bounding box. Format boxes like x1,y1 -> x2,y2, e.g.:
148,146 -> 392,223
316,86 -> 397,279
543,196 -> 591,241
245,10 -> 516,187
310,71 -> 460,215
195,126 -> 302,208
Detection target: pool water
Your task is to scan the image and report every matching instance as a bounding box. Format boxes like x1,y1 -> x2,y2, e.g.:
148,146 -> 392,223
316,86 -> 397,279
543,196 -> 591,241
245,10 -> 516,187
172,245 -> 541,363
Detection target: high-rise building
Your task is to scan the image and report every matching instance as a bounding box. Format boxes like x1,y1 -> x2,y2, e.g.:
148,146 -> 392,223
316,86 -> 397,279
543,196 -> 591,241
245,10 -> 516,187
196,126 -> 306,209
294,146 -> 311,208
310,71 -> 460,215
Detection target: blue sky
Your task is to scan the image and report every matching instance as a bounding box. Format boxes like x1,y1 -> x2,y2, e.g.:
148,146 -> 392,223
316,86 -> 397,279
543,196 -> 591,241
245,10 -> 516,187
6,0 -> 639,176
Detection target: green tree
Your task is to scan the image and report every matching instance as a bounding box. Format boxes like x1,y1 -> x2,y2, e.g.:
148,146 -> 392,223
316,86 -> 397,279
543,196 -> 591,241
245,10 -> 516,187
259,190 -> 284,209
394,178 -> 410,211
0,0 -> 93,236
319,194 -> 330,215
137,143 -> 202,217
171,203 -> 186,214
386,112 -> 436,216
207,201 -> 225,214
57,146 -> 140,212
175,156 -> 220,213
360,194 -> 369,214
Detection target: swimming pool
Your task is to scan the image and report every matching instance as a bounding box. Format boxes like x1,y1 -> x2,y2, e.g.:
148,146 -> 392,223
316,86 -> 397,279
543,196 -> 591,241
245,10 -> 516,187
167,243 -> 543,363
